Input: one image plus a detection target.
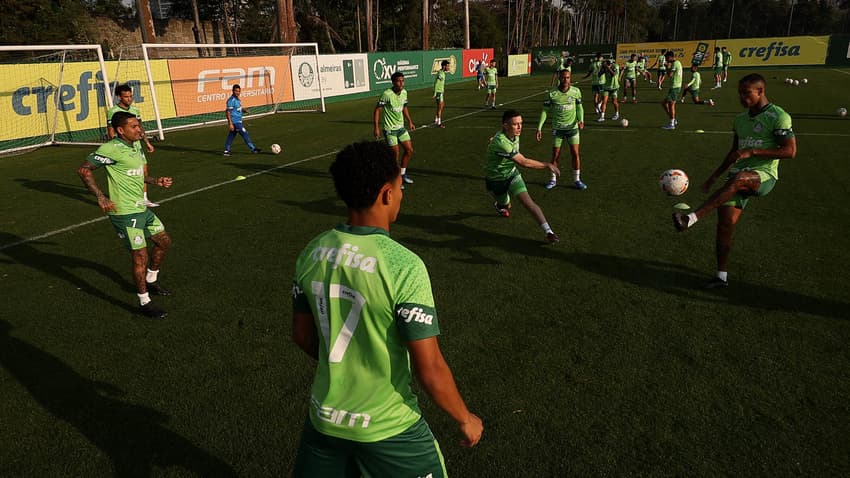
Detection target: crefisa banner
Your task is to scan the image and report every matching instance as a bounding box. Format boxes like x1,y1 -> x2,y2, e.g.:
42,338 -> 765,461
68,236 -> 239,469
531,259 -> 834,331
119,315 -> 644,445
291,54 -> 369,100
721,36 -> 829,66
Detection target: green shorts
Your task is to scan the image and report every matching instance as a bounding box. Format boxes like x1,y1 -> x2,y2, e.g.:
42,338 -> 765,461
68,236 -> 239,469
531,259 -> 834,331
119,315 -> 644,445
552,128 -> 580,148
486,171 -> 527,206
294,416 -> 446,478
687,88 -> 700,98
383,128 -> 411,147
434,92 -> 444,104
487,84 -> 497,92
591,84 -> 603,95
665,87 -> 681,103
602,88 -> 618,99
723,170 -> 776,209
657,68 -> 666,77
714,66 -> 723,75
109,209 -> 165,251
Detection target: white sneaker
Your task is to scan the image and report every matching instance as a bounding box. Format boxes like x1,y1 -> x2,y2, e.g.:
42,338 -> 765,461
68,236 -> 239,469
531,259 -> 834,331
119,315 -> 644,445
611,114 -> 619,121
708,99 -> 715,107
545,178 -> 557,190
597,116 -> 606,122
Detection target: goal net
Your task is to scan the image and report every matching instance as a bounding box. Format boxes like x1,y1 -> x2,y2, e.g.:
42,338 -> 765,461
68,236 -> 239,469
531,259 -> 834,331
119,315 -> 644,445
141,43 -> 325,140
0,45 -> 113,156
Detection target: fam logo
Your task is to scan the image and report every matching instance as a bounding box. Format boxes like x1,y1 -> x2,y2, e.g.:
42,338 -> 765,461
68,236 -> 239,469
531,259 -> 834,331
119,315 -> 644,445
298,62 -> 315,87
196,67 -> 276,92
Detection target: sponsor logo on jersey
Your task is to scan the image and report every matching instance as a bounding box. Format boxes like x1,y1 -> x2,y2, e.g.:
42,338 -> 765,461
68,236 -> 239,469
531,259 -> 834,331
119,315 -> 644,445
311,243 -> 377,273
397,306 -> 434,325
312,397 -> 372,428
91,154 -> 116,165
739,137 -> 765,148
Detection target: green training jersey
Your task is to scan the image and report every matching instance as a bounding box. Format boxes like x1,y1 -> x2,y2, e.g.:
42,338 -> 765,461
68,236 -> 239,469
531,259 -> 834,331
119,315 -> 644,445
638,57 -> 647,71
376,88 -> 407,131
624,60 -> 637,79
86,138 -> 147,215
485,132 -> 520,181
714,53 -> 725,68
668,60 -> 683,88
538,85 -> 583,132
605,63 -> 620,90
686,71 -> 701,90
657,54 -> 667,71
590,60 -> 605,85
106,104 -> 141,127
723,50 -> 732,67
292,224 -> 441,443
434,70 -> 446,94
485,66 -> 498,86
732,103 -> 794,180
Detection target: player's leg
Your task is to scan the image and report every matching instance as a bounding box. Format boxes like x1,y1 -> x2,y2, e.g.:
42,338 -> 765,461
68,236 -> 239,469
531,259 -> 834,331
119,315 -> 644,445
709,205 -> 743,287
143,210 -> 171,296
514,190 -> 559,243
238,125 -> 260,153
598,91 -> 609,121
546,140 -> 562,189
356,418 -> 447,478
673,171 -> 761,232
435,94 -> 445,126
611,94 -> 620,120
224,128 -> 238,155
398,136 -> 414,184
568,137 -> 586,190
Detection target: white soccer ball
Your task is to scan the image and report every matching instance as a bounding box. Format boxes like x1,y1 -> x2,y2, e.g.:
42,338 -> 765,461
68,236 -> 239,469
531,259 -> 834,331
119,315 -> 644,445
801,78 -> 808,84
784,78 -> 791,84
793,80 -> 800,86
838,108 -> 848,117
659,169 -> 689,196
271,143 -> 282,154
620,118 -> 629,128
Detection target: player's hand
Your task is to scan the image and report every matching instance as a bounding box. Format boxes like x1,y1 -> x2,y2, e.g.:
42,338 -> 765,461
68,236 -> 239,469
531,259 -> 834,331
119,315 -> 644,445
546,162 -> 561,177
408,123 -> 416,132
145,142 -> 155,153
458,413 -> 483,448
536,130 -> 542,142
727,149 -> 752,163
578,121 -> 585,130
97,196 -> 116,213
156,177 -> 173,188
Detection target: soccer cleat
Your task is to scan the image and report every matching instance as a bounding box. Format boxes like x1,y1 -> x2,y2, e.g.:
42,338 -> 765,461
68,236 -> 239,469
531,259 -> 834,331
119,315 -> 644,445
680,98 -> 686,103
546,232 -> 560,244
545,178 -> 557,190
143,199 -> 160,208
662,124 -> 676,130
491,105 -> 497,109
703,277 -> 729,289
597,116 -> 606,122
146,281 -> 171,296
611,114 -> 620,121
573,180 -> 587,190
402,175 -> 414,184
493,202 -> 510,217
223,151 -> 231,157
672,212 -> 691,232
140,302 -> 167,319
708,99 -> 716,107
632,98 -> 638,104
252,148 -> 262,154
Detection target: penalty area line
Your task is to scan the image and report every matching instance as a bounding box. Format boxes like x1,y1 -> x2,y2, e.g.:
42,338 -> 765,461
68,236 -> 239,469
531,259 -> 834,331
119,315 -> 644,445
0,151 -> 339,252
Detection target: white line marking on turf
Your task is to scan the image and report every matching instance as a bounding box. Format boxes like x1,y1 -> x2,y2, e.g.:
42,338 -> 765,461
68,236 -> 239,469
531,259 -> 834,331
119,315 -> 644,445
0,152 -> 337,251
830,68 -> 850,76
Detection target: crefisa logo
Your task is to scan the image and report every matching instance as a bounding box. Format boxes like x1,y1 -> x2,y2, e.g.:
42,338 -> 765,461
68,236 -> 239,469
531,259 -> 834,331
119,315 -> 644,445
738,41 -> 802,61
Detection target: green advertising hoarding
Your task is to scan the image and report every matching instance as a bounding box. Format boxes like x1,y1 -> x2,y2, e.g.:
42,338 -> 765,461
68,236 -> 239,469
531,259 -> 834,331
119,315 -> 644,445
422,49 -> 464,83
367,50 -> 464,92
531,44 -> 617,75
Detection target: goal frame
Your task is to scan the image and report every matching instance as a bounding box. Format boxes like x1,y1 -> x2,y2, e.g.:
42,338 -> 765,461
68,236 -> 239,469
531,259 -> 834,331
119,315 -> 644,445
0,44 -> 112,155
141,43 -> 326,141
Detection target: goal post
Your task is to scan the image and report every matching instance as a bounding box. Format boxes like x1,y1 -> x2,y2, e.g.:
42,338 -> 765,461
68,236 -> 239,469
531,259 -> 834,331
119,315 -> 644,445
0,45 -> 113,156
140,43 -> 326,140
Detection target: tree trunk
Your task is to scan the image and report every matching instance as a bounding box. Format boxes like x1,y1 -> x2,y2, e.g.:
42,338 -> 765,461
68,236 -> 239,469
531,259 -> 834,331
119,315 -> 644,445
422,0 -> 429,50
137,0 -> 157,44
366,0 -> 374,51
277,0 -> 297,43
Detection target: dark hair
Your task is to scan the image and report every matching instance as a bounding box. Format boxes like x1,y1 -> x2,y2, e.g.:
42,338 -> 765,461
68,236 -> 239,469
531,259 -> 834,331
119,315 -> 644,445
501,109 -> 521,123
111,111 -> 137,130
330,141 -> 400,210
390,72 -> 404,82
441,60 -> 449,67
739,73 -> 766,88
232,84 -> 241,91
114,84 -> 132,96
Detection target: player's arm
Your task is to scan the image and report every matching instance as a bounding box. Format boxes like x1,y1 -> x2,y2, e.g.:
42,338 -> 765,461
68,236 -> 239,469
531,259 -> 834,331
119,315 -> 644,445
292,311 -> 319,360
403,105 -> 416,131
106,125 -> 116,139
536,108 -> 548,141
702,133 -> 742,191
373,105 -> 382,139
408,337 -> 483,447
77,162 -> 116,213
226,108 -> 234,131
138,122 -> 155,153
511,152 -> 559,177
143,175 -> 173,188
576,99 -> 585,129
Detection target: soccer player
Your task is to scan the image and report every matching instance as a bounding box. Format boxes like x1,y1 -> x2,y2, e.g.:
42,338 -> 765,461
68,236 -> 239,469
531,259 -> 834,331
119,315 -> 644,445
712,47 -> 724,89
374,72 -> 416,186
551,51 -> 569,86
291,141 -> 483,477
107,84 -> 158,207
638,52 -> 651,82
622,53 -> 639,103
583,52 -> 605,114
77,112 -> 173,318
223,84 -> 261,156
598,58 -> 620,122
651,50 -> 667,89
433,60 -> 449,128
721,46 -> 732,83
484,59 -> 499,108
672,74 -> 796,288
476,60 -> 486,89
488,110 -> 561,243
537,69 -> 586,191
661,51 -> 683,130
680,65 -> 715,106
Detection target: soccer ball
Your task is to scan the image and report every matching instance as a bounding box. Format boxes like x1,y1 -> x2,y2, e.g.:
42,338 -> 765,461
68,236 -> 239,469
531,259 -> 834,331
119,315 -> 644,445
620,118 -> 629,128
659,169 -> 689,196
838,108 -> 848,117
793,79 -> 800,86
271,143 -> 282,154
784,78 -> 791,84
801,78 -> 808,84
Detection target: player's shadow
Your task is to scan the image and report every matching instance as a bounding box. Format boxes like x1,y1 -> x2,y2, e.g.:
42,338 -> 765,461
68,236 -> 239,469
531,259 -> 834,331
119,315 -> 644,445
566,252 -> 849,321
0,232 -> 137,313
14,178 -> 96,205
0,319 -> 237,477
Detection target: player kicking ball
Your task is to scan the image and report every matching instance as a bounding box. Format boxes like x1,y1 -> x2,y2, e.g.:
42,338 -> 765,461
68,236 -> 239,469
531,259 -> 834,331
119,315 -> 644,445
672,74 -> 796,288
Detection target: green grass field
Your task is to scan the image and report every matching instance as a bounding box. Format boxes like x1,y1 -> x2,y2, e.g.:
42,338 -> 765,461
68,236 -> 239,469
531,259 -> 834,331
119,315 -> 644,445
2,67 -> 849,477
